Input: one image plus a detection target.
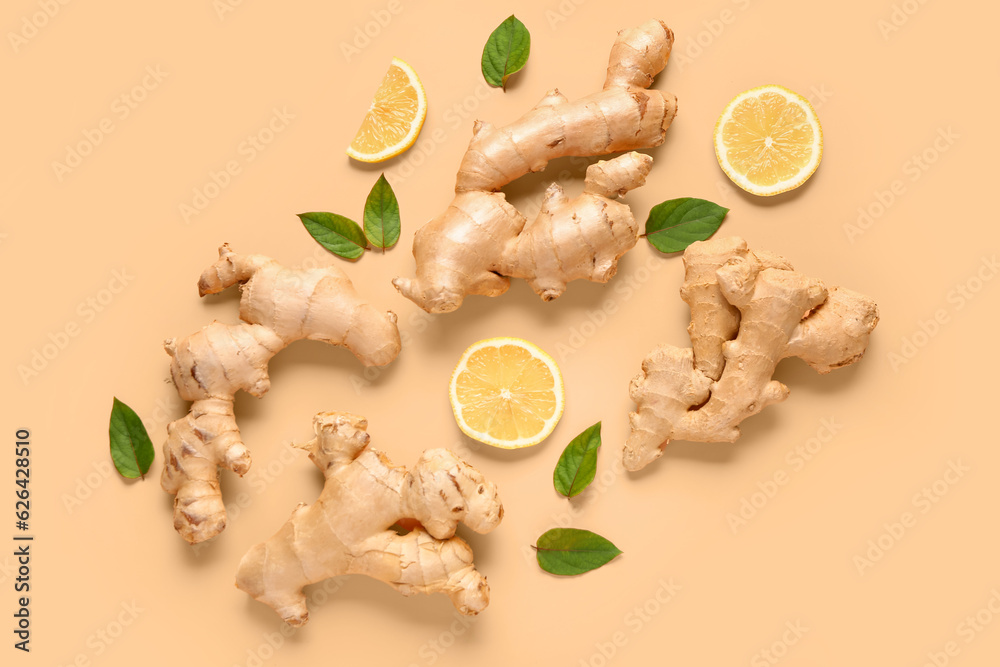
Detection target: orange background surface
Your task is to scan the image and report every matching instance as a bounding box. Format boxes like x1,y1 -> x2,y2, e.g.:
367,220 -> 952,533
2,0 -> 998,665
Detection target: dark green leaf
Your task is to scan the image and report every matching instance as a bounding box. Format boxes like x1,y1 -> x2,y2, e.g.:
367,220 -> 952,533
553,422 -> 602,497
645,198 -> 729,253
363,174 -> 401,250
298,212 -> 367,259
481,15 -> 530,90
109,397 -> 154,480
535,528 -> 622,576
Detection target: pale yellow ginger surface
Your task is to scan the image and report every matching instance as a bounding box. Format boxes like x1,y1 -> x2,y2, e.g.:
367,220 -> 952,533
161,245 -> 401,544
393,19 -> 678,312
625,237 -> 879,472
236,412 -> 503,626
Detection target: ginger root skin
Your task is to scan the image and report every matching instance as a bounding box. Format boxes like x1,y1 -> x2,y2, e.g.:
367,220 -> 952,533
624,237 -> 879,472
393,19 -> 677,313
161,245 -> 401,544
236,412 -> 503,627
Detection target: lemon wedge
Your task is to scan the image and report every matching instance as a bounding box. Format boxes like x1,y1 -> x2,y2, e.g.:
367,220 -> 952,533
347,57 -> 427,163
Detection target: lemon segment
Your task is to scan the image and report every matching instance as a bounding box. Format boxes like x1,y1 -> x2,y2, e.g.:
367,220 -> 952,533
347,57 -> 427,163
449,337 -> 564,449
714,85 -> 823,196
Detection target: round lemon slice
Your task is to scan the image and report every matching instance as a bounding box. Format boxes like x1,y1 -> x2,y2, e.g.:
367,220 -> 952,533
347,57 -> 427,163
714,84 -> 823,196
449,337 -> 564,449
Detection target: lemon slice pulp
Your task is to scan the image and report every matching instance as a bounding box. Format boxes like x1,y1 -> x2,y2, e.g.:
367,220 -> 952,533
347,57 -> 427,163
714,84 -> 823,196
449,337 -> 564,449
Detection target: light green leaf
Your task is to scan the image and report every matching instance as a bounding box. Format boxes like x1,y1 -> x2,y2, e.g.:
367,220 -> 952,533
645,198 -> 729,253
109,397 -> 154,480
298,212 -> 368,259
363,173 -> 401,250
535,528 -> 622,576
481,15 -> 530,90
553,422 -> 602,497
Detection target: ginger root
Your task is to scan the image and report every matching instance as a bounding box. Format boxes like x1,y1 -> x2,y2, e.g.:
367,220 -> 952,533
624,237 -> 879,471
236,412 -> 503,626
393,19 -> 677,313
161,245 -> 401,543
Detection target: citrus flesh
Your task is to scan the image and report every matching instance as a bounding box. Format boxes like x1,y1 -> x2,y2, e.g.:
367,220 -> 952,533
714,85 -> 823,196
449,338 -> 564,449
347,57 -> 427,163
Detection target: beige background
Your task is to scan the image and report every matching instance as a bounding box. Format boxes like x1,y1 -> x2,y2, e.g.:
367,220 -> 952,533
3,0 -> 998,664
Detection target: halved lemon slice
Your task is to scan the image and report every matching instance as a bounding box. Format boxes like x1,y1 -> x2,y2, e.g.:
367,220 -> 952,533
450,337 -> 564,449
346,57 -> 427,163
714,85 -> 823,196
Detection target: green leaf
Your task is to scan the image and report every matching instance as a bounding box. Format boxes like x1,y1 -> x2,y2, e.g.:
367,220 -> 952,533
535,528 -> 622,576
109,397 -> 154,480
481,15 -> 530,90
298,212 -> 368,259
645,198 -> 729,253
363,174 -> 401,250
553,422 -> 602,497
